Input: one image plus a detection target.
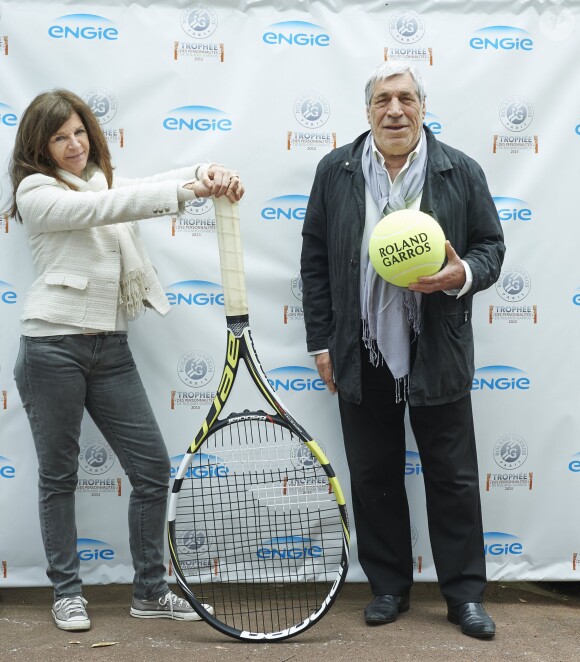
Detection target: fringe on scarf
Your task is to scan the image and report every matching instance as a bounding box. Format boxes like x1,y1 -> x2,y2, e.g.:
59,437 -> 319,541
362,319 -> 410,404
403,290 -> 422,339
362,284 -> 422,405
118,268 -> 148,320
362,318 -> 382,367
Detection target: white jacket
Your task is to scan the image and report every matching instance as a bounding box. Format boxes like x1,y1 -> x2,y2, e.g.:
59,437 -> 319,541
16,163 -> 199,331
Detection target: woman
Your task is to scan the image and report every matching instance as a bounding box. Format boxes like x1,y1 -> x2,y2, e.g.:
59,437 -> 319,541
8,89 -> 244,631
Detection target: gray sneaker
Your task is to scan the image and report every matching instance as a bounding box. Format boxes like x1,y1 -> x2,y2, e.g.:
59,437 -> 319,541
52,596 -> 91,631
130,590 -> 213,621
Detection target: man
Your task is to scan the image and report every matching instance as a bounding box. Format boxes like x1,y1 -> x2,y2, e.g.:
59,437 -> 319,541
300,62 -> 505,639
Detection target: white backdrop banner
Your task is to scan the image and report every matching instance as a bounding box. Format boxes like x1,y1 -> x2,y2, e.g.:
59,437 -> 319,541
1,0 -> 580,587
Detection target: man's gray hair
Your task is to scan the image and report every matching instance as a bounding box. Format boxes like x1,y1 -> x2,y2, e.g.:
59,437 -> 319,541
364,61 -> 426,108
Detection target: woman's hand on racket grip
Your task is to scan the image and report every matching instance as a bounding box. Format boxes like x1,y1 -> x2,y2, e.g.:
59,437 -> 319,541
198,163 -> 245,202
315,351 -> 337,394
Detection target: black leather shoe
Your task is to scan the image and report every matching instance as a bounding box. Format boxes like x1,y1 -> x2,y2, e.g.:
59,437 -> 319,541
364,593 -> 410,625
447,602 -> 496,639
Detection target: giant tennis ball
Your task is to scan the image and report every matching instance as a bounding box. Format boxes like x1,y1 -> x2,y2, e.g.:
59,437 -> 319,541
368,209 -> 446,287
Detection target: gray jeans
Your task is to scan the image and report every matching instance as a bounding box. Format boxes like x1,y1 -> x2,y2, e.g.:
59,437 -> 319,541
14,333 -> 171,601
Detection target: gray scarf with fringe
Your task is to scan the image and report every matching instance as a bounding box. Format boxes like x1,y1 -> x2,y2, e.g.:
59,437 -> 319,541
360,130 -> 428,401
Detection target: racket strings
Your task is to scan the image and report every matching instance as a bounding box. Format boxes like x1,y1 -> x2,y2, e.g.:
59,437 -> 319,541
173,417 -> 345,633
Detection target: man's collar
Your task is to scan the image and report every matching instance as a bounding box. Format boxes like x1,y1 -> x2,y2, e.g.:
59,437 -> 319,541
371,127 -> 425,171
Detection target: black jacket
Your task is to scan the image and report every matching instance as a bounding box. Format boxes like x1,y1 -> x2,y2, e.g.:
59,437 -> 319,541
300,127 -> 505,406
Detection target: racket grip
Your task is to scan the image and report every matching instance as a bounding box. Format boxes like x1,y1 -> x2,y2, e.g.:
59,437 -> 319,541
213,197 -> 248,317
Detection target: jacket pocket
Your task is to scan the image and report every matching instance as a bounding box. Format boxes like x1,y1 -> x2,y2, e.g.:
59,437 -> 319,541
22,272 -> 91,324
44,272 -> 89,290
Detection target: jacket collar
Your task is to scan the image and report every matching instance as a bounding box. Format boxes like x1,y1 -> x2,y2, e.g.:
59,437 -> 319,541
421,126 -> 452,219
346,126 -> 452,222
423,124 -> 453,174
346,131 -> 370,170
346,126 -> 452,174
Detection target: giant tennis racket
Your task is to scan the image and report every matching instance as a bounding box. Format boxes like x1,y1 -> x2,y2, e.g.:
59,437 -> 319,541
167,197 -> 349,641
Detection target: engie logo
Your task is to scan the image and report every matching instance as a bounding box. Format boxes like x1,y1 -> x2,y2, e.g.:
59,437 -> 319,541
267,366 -> 325,392
162,106 -> 232,132
171,453 -> 229,479
261,195 -> 308,221
472,366 -> 530,391
470,26 -> 533,51
77,538 -> 115,561
0,280 -> 17,304
493,197 -> 532,222
262,21 -> 330,47
257,536 -> 323,560
0,455 -> 15,478
48,14 -> 119,41
572,288 -> 580,306
568,453 -> 580,473
425,112 -> 442,135
165,280 -> 224,307
484,532 -> 523,556
405,450 -> 423,476
0,103 -> 18,127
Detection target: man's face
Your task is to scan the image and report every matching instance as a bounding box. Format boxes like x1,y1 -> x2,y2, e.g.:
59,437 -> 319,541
366,73 -> 426,160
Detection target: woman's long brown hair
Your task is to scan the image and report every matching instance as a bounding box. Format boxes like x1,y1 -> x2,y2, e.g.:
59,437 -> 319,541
7,88 -> 113,222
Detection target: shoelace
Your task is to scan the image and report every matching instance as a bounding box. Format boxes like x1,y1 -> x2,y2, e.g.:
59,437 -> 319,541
55,596 -> 86,617
159,592 -> 189,613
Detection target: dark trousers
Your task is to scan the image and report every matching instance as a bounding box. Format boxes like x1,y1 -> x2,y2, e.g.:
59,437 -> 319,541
338,346 -> 487,607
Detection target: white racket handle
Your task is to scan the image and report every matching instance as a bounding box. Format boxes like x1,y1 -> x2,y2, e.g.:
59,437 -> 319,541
213,197 -> 248,317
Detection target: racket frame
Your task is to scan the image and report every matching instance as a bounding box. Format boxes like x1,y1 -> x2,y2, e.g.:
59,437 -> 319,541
167,200 -> 349,641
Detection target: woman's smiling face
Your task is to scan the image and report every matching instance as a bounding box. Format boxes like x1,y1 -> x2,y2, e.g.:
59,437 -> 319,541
47,111 -> 90,177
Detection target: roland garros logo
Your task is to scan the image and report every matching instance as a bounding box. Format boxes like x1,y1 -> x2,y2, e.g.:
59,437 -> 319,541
389,10 -> 425,44
82,87 -> 117,125
183,197 -> 213,216
493,434 -> 528,470
177,350 -> 215,388
288,442 -> 329,495
495,266 -> 531,302
178,528 -> 211,556
79,439 -> 115,475
290,441 -> 326,471
293,92 -> 330,129
180,4 -> 218,39
377,231 -> 433,267
499,96 -> 534,132
291,271 -> 303,301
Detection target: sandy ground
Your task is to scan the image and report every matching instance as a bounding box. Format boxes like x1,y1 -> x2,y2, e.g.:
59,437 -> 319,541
1,581 -> 579,662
